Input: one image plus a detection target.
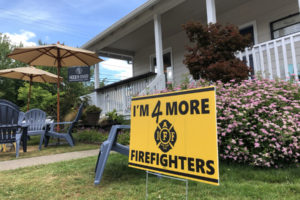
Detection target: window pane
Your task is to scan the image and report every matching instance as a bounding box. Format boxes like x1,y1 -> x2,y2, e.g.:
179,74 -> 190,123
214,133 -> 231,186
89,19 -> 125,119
166,66 -> 173,83
272,14 -> 300,30
151,52 -> 172,73
273,23 -> 300,38
273,30 -> 280,39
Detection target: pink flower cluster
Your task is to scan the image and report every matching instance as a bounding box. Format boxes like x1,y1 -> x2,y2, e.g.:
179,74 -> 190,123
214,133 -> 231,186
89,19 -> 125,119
156,78 -> 300,168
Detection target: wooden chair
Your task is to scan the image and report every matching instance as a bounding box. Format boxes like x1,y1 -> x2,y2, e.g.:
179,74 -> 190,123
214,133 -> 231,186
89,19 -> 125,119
24,109 -> 47,150
41,103 -> 83,147
0,102 -> 28,157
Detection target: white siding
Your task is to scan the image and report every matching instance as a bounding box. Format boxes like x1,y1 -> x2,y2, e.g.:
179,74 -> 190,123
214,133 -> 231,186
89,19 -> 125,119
133,0 -> 299,84
133,46 -> 154,76
218,0 -> 298,43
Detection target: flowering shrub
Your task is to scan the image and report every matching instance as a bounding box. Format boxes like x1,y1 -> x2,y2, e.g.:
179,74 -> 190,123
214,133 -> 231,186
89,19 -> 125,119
155,78 -> 300,167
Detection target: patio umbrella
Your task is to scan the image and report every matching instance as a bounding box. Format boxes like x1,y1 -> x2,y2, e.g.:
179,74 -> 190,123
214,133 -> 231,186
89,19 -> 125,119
7,42 -> 103,123
0,66 -> 63,111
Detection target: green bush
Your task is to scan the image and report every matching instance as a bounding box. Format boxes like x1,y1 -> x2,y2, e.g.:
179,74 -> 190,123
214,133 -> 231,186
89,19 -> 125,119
106,109 -> 125,124
99,109 -> 125,128
85,105 -> 102,113
73,129 -> 108,144
155,77 -> 300,168
117,130 -> 130,145
73,128 -> 130,145
18,83 -> 57,112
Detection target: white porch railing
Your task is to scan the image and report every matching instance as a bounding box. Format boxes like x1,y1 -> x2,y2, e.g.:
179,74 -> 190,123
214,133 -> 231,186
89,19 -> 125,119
139,74 -> 166,96
238,32 -> 300,81
95,73 -> 156,116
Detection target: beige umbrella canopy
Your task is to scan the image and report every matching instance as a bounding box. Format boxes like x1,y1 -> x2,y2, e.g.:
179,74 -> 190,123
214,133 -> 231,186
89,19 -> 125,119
8,43 -> 103,123
7,43 -> 102,67
0,66 -> 63,111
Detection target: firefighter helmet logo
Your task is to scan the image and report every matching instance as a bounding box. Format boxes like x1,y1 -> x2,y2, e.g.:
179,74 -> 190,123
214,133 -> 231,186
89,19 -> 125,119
154,120 -> 177,153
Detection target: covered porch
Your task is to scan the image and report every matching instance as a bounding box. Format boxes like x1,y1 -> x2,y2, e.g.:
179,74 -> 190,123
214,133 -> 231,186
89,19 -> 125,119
83,0 -> 300,115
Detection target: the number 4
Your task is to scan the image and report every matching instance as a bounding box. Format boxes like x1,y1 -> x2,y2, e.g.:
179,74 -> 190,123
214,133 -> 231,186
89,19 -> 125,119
152,100 -> 163,123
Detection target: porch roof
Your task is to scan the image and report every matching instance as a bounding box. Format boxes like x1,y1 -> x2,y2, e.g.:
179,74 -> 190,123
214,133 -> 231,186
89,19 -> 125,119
82,0 -> 160,49
82,0 -> 251,60
95,72 -> 156,92
81,0 -> 186,61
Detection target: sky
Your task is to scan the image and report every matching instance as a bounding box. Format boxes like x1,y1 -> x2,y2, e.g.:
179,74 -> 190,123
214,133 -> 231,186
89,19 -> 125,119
0,0 -> 148,84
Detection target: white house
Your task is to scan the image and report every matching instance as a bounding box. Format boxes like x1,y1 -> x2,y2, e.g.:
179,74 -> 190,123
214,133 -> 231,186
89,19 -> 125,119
82,0 -> 300,116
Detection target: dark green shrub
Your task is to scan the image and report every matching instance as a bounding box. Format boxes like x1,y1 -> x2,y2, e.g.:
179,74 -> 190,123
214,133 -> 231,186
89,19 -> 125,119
106,109 -> 125,124
85,105 -> 102,113
73,129 -> 108,144
117,130 -> 130,145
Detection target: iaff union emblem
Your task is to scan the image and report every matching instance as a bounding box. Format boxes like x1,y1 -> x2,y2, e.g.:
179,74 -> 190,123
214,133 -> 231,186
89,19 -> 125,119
154,120 -> 177,153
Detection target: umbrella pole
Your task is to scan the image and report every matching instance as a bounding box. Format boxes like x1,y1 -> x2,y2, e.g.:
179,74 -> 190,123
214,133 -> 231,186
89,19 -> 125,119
57,65 -> 61,133
27,76 -> 32,111
57,47 -> 61,133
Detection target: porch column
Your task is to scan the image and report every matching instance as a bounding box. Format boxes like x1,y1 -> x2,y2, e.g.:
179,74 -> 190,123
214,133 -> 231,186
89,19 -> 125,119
94,63 -> 100,89
154,14 -> 164,75
206,0 -> 217,24
94,63 -> 100,108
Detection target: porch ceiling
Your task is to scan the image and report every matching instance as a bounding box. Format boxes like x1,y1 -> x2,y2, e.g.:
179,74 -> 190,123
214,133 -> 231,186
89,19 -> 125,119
88,0 -> 253,58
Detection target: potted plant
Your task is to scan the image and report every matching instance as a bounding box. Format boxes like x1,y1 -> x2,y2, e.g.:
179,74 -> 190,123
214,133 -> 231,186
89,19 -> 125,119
85,105 -> 102,126
99,109 -> 125,130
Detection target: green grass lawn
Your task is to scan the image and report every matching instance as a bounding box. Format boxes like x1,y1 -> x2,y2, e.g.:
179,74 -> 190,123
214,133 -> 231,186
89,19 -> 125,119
0,154 -> 299,200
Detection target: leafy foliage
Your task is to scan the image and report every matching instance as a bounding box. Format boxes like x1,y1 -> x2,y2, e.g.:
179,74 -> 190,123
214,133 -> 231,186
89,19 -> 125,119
99,78 -> 108,88
72,128 -> 129,145
154,78 -> 300,168
182,22 -> 252,82
106,109 -> 125,124
213,79 -> 299,167
73,129 -> 108,144
17,83 -> 58,113
0,33 -> 26,103
85,105 -> 102,113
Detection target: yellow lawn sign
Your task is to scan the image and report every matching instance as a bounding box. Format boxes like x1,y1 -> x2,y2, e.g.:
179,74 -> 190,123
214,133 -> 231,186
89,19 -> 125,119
128,86 -> 219,186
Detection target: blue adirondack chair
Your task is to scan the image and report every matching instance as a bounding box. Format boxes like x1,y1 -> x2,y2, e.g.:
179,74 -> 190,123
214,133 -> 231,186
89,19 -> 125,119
24,109 -> 47,150
0,99 -> 25,124
0,101 -> 28,157
18,112 -> 25,125
0,99 -> 18,107
41,103 -> 83,147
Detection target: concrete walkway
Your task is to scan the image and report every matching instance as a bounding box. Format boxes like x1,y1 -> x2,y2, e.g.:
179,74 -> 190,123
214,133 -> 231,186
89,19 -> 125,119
0,149 -> 99,171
